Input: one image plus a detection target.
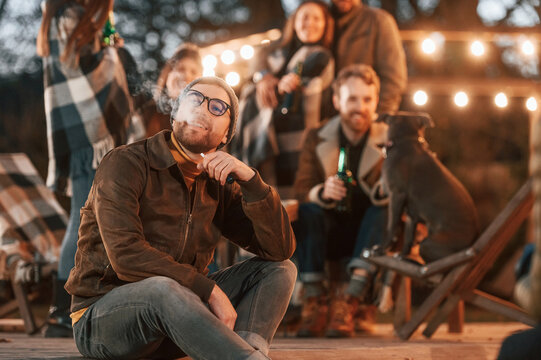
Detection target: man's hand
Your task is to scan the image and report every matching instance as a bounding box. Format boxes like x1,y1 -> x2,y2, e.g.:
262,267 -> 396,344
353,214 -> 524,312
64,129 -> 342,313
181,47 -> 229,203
277,73 -> 300,95
198,151 -> 255,185
321,175 -> 347,202
208,285 -> 237,330
255,74 -> 279,108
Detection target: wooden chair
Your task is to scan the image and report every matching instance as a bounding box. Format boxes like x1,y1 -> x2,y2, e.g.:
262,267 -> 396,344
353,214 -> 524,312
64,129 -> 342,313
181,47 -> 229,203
364,178 -> 537,340
0,153 -> 66,333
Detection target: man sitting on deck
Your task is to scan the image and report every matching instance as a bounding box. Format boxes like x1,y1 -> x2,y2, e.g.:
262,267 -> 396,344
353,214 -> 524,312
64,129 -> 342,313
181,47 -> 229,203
65,77 -> 297,359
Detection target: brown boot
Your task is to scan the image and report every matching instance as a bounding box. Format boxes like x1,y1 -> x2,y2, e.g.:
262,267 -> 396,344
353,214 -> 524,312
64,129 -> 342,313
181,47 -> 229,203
326,296 -> 357,338
296,296 -> 328,337
354,304 -> 377,334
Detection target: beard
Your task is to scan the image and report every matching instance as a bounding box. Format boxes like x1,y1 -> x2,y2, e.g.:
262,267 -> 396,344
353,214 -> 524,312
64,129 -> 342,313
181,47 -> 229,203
342,110 -> 371,134
172,121 -> 221,154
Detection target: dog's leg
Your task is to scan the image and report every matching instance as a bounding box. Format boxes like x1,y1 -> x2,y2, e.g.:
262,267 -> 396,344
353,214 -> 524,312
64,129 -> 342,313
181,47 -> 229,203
381,191 -> 407,253
401,216 -> 417,257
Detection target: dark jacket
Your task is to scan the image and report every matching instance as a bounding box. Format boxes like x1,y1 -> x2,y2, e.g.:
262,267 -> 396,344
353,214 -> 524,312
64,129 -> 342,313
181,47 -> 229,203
293,116 -> 388,208
333,4 -> 407,114
65,130 -> 296,312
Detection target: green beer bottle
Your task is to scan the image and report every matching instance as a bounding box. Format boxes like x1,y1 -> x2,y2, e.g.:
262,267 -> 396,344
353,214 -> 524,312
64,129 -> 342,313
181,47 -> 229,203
336,147 -> 353,213
102,12 -> 117,46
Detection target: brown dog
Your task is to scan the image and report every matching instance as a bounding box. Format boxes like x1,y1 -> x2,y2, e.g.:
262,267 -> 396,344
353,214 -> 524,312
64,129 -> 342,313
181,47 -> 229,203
377,112 -> 479,263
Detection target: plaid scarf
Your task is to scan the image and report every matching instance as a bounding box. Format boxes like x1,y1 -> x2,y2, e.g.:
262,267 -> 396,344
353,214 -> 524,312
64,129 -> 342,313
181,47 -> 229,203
231,45 -> 334,198
0,153 -> 66,279
42,2 -> 144,196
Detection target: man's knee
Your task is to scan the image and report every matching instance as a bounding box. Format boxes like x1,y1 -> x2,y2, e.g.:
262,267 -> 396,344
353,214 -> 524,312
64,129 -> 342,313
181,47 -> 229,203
265,260 -> 297,289
140,276 -> 199,305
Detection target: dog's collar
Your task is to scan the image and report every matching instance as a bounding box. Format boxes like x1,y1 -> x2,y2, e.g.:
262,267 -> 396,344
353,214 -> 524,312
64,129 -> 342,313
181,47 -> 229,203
379,136 -> 426,158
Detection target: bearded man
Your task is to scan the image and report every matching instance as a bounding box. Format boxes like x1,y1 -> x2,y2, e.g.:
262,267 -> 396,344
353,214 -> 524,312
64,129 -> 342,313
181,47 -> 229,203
293,64 -> 388,337
65,77 -> 296,360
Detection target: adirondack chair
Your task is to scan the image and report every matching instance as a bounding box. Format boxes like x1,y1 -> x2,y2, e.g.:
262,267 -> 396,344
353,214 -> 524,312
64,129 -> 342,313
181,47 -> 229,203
364,178 -> 537,340
0,153 -> 66,333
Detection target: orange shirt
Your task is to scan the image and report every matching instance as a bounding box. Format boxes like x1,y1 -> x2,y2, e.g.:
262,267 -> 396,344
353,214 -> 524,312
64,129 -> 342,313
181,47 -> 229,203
170,134 -> 202,190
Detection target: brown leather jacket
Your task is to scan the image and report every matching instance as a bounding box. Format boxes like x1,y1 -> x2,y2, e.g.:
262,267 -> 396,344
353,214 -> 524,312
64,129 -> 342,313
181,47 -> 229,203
65,130 -> 295,312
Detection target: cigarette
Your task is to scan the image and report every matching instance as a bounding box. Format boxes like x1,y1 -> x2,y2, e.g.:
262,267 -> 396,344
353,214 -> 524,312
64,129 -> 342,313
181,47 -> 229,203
199,152 -> 235,184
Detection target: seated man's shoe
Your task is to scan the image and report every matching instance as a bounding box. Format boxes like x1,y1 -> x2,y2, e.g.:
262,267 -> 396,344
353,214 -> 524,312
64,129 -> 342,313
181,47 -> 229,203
43,306 -> 73,338
354,304 -> 376,334
325,296 -> 357,338
296,296 -> 328,337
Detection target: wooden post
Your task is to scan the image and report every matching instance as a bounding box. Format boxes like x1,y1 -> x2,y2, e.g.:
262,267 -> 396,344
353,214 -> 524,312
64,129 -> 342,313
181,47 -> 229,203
393,276 -> 411,330
529,94 -> 541,322
447,300 -> 464,333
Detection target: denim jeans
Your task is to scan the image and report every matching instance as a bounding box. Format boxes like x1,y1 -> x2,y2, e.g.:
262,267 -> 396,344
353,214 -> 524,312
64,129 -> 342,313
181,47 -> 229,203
293,202 -> 387,283
58,151 -> 96,280
73,257 -> 297,360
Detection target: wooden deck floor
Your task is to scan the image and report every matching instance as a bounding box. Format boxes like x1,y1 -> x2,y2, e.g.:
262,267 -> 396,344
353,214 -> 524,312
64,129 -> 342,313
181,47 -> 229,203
0,322 -> 529,360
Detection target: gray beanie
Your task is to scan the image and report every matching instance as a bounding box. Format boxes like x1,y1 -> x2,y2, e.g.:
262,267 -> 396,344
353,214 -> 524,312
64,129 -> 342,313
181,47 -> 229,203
171,76 -> 239,149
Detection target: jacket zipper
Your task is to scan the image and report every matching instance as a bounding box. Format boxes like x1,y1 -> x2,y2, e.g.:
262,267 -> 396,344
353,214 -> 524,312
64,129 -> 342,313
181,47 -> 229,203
177,178 -> 197,261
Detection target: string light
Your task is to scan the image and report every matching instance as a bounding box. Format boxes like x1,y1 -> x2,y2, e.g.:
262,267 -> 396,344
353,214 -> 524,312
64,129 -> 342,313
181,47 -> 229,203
521,39 -> 535,56
421,38 -> 436,55
240,45 -> 255,60
198,29 -> 538,112
225,71 -> 240,86
454,91 -> 469,107
202,55 -> 217,70
413,90 -> 428,106
202,68 -> 215,77
526,97 -> 538,111
470,40 -> 485,57
494,92 -> 508,108
221,50 -> 235,65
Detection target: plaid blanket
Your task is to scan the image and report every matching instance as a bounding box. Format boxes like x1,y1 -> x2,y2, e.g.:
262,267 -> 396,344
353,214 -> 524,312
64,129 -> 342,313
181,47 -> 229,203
0,153 -> 66,279
42,1 -> 144,196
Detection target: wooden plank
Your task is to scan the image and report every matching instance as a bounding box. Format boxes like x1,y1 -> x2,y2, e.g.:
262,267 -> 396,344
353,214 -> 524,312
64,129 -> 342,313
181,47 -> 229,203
365,256 -> 423,277
0,318 -> 25,332
423,293 -> 462,338
447,300 -> 464,333
0,299 -> 19,318
11,281 -> 37,334
366,249 -> 474,279
393,276 -> 411,330
396,264 -> 467,340
466,290 -> 537,327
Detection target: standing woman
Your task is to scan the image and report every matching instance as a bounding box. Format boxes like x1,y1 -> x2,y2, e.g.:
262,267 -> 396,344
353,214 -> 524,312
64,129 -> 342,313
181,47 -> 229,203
142,43 -> 203,137
37,0 -> 142,337
232,0 -> 335,199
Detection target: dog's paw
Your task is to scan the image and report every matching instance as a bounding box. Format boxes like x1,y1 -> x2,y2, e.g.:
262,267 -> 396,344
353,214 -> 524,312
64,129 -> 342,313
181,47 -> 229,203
369,245 -> 385,257
378,285 -> 394,313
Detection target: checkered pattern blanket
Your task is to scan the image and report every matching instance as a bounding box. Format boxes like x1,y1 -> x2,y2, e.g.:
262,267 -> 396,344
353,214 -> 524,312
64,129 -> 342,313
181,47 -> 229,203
42,1 -> 144,196
0,153 -> 66,279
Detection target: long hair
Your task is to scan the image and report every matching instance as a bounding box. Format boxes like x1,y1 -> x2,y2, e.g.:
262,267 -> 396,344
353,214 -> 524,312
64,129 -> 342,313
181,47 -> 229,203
37,0 -> 113,63
154,43 -> 202,103
279,0 -> 334,53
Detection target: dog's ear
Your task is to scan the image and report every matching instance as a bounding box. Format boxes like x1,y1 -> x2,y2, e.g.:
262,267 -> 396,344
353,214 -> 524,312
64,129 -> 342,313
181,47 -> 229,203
375,113 -> 392,124
417,113 -> 434,129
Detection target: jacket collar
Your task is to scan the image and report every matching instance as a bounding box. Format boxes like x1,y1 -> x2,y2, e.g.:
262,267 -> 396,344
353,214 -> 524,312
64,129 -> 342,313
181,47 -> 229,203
316,115 -> 386,183
147,130 -> 178,170
334,4 -> 364,26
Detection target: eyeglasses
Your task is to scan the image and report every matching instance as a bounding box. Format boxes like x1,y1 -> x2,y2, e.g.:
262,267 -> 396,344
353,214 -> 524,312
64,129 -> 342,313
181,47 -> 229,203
182,89 -> 231,117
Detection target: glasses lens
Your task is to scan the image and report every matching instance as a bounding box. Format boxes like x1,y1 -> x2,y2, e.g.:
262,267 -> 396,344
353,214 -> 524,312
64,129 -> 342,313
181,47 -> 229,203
185,91 -> 204,105
208,99 -> 229,116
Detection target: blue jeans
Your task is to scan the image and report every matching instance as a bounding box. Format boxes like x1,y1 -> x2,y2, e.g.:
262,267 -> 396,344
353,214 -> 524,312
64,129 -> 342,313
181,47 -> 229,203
73,258 -> 297,360
293,202 -> 387,283
58,151 -> 95,280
